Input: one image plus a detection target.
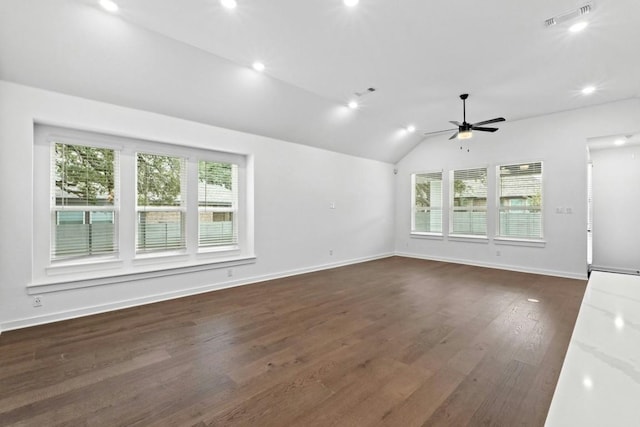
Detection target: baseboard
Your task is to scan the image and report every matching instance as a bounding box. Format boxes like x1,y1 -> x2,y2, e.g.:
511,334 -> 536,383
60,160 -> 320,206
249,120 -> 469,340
590,265 -> 640,276
0,252 -> 394,332
394,252 -> 588,280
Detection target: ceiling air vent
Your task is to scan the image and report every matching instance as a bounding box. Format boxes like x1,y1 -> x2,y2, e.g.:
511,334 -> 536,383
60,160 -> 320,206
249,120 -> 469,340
544,2 -> 593,28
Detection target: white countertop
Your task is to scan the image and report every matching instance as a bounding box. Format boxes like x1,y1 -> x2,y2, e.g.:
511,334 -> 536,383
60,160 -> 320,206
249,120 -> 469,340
545,271 -> 640,426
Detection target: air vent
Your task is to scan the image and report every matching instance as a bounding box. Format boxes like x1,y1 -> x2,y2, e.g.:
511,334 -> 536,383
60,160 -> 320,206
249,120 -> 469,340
545,2 -> 593,28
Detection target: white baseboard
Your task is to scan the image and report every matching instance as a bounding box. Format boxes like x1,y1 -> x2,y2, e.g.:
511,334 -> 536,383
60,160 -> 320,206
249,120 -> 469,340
0,252 -> 394,333
394,251 -> 588,280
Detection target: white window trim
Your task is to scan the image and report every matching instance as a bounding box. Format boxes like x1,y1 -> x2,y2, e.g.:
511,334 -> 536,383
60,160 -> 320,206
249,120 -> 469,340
33,124 -> 254,289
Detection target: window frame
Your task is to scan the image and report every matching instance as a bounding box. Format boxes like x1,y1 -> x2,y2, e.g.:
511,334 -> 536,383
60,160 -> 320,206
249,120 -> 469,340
495,161 -> 544,241
449,167 -> 489,238
410,171 -> 443,236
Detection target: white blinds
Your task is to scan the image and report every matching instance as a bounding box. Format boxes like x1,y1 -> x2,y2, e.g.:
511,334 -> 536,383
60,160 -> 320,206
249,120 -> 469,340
451,168 -> 487,235
198,161 -> 238,247
412,172 -> 443,233
136,153 -> 187,252
51,142 -> 118,259
497,162 -> 543,239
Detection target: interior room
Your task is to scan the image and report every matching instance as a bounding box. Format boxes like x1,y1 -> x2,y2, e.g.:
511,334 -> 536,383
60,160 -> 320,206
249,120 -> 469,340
1,0 -> 639,425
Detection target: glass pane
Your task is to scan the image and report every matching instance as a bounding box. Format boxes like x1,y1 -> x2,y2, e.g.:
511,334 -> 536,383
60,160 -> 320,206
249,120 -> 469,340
137,153 -> 184,206
137,211 -> 185,251
414,208 -> 442,233
55,143 -> 115,206
53,211 -> 115,258
199,211 -> 236,246
452,208 -> 487,235
499,208 -> 542,238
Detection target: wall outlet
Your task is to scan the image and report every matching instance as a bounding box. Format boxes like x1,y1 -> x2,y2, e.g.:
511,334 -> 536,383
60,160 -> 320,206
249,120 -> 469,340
227,269 -> 233,277
329,249 -> 333,256
33,296 -> 43,307
496,250 -> 501,256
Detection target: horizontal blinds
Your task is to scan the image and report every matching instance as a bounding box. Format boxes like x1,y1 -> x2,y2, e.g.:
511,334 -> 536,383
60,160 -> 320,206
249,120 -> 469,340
452,168 -> 487,235
137,153 -> 187,251
413,172 -> 443,233
51,143 -> 118,259
198,161 -> 238,247
498,162 -> 543,238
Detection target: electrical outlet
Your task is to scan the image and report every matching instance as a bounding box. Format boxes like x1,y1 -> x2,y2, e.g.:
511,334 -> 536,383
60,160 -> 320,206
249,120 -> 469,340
33,296 -> 43,307
496,250 -> 501,256
227,269 -> 233,277
329,249 -> 333,256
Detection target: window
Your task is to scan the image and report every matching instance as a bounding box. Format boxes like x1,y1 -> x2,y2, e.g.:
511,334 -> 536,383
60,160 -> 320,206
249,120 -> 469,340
198,161 -> 238,248
52,143 -> 118,259
136,153 -> 187,252
411,172 -> 442,233
497,162 -> 543,239
450,168 -> 487,236
34,124 -> 252,288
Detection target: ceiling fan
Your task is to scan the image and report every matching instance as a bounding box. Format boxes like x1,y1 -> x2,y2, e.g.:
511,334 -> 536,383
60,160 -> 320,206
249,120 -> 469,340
424,94 -> 505,140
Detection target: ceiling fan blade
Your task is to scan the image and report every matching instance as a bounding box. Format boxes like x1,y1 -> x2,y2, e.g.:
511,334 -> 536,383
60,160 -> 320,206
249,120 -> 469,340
449,120 -> 462,126
472,117 -> 505,126
472,126 -> 499,132
448,131 -> 459,140
422,128 -> 456,136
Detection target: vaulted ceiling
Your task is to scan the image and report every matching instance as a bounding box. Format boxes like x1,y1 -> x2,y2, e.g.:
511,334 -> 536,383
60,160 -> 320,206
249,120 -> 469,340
1,0 -> 639,162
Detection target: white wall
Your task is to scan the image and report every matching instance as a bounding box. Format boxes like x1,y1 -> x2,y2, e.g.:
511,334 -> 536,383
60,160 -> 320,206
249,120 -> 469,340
0,81 -> 395,331
590,143 -> 640,274
394,99 -> 640,279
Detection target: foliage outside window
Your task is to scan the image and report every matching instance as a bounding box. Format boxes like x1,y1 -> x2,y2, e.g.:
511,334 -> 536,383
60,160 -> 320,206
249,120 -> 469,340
198,161 -> 238,247
412,172 -> 443,233
498,162 -> 543,239
136,153 -> 186,252
53,143 -> 118,259
451,168 -> 487,236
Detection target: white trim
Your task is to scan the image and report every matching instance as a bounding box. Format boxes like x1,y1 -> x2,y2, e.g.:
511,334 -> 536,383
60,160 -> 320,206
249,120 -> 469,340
28,256 -> 257,294
590,265 -> 640,276
448,234 -> 489,243
494,237 -> 546,248
4,252 -> 393,332
395,251 -> 587,280
410,232 -> 444,240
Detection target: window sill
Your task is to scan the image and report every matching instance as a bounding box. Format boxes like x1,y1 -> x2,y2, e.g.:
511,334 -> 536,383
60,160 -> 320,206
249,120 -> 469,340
410,232 -> 444,241
46,258 -> 124,276
448,234 -> 489,244
494,237 -> 546,248
28,255 -> 257,295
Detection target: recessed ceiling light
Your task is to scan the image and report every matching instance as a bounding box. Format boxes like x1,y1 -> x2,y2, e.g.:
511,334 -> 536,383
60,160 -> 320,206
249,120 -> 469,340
582,376 -> 593,390
569,21 -> 588,33
614,138 -> 626,146
581,85 -> 596,95
344,0 -> 359,7
614,315 -> 625,329
252,61 -> 265,72
99,0 -> 118,13
348,100 -> 359,109
407,125 -> 416,133
221,0 -> 237,9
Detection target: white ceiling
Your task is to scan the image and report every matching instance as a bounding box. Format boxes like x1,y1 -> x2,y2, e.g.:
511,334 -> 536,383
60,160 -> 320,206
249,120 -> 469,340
1,0 -> 639,163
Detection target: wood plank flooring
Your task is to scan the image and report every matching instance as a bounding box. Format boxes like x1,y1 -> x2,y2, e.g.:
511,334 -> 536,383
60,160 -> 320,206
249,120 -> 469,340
0,257 -> 587,426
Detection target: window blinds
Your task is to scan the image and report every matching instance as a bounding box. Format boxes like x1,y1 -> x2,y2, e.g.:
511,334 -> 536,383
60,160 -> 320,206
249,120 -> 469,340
198,161 -> 239,247
497,162 -> 543,239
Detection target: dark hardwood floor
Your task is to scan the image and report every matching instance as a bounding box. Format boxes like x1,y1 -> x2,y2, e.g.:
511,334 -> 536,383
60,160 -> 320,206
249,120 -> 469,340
0,257 -> 586,426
